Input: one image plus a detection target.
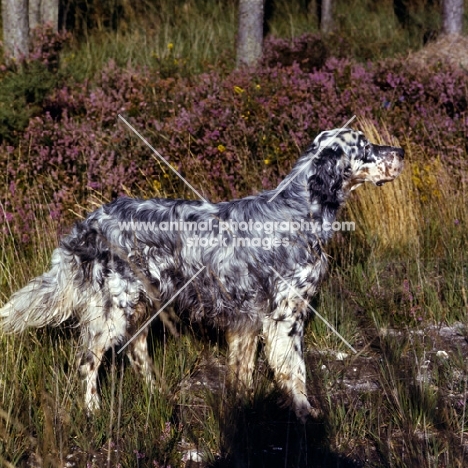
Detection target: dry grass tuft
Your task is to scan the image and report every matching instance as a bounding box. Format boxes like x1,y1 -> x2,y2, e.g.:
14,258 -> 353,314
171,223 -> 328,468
407,34 -> 468,70
347,119 -> 421,251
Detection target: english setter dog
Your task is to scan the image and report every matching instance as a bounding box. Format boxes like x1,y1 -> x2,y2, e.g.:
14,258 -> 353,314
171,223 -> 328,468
0,128 -> 404,421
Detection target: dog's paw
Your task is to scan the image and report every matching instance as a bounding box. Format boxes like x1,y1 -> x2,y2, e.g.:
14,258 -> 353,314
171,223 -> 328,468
293,395 -> 323,423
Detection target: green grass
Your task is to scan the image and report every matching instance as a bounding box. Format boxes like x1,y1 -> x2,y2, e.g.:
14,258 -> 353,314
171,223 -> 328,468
60,0 -> 239,81
1,0 -> 468,466
57,0 -> 455,82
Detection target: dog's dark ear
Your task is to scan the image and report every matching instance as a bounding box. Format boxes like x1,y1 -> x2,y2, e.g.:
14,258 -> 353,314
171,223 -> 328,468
307,146 -> 346,212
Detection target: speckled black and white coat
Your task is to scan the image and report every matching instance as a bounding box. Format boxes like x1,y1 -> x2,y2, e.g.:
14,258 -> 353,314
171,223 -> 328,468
0,128 -> 404,421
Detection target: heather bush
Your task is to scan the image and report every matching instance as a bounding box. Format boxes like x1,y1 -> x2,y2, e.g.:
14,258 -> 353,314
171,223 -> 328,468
1,34 -> 468,243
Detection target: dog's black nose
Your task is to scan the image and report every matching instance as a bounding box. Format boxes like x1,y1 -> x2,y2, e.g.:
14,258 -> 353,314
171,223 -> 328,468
396,147 -> 405,159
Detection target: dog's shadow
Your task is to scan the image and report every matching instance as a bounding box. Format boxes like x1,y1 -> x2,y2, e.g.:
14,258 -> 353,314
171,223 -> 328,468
200,390 -> 360,468
54,307 -> 362,467
168,323 -> 361,468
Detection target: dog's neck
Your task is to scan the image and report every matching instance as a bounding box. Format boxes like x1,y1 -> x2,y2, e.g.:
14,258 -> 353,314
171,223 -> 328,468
264,152 -> 350,243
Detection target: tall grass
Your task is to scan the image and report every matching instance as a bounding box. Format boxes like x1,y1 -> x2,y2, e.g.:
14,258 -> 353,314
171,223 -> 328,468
1,0 -> 468,465
61,1 -> 239,80
348,119 -> 421,251
59,0 -> 450,81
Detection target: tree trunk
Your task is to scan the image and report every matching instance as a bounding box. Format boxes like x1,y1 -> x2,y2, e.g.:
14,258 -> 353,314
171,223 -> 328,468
2,0 -> 29,61
442,0 -> 464,35
29,0 -> 59,32
236,0 -> 264,68
320,0 -> 333,34
29,0 -> 40,30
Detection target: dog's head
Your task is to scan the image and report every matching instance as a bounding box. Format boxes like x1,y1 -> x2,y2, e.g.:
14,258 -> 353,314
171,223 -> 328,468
309,127 -> 405,194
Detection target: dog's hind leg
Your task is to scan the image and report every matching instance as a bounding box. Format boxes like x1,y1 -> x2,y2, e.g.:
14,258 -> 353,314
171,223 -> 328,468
78,341 -> 106,413
226,328 -> 259,392
78,297 -> 129,413
263,303 -> 318,422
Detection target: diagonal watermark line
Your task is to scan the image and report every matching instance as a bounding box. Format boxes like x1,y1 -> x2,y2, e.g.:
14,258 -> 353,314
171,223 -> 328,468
270,266 -> 357,354
118,114 -> 208,202
118,265 -> 206,354
268,115 -> 356,203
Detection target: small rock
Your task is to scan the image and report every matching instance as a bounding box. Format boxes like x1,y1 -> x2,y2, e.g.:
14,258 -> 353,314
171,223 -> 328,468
336,352 -> 349,361
182,449 -> 203,463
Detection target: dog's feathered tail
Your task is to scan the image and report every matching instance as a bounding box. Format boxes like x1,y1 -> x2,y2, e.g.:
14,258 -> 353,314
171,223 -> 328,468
0,248 -> 77,333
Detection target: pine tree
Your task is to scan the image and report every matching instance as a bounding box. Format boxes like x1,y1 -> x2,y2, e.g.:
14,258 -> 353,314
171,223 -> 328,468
2,0 -> 29,61
442,0 -> 464,35
321,0 -> 333,34
236,0 -> 264,68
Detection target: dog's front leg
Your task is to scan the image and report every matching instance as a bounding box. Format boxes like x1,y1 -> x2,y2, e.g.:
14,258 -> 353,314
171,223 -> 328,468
226,328 -> 259,392
262,306 -> 318,422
